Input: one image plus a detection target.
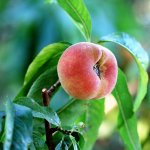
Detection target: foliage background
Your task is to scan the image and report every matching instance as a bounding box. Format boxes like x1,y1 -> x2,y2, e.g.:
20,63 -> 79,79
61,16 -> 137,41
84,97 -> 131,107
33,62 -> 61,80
0,0 -> 150,149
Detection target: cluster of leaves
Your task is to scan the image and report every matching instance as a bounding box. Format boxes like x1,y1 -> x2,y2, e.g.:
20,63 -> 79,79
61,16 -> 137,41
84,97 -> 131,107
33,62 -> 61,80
0,0 -> 149,150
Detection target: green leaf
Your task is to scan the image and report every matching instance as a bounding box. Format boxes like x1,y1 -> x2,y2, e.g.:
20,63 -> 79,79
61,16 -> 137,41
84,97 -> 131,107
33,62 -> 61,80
99,33 -> 149,69
98,32 -> 149,111
81,100 -> 104,150
112,69 -> 141,150
24,42 -> 70,86
51,87 -> 70,112
16,42 -> 70,98
4,100 -> 33,150
58,99 -> 87,126
4,99 -> 15,150
57,0 -> 92,41
58,99 -> 104,150
15,97 -> 60,126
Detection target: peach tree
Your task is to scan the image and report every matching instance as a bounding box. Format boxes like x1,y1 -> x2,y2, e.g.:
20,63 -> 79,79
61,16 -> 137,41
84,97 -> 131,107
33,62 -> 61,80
0,0 -> 149,150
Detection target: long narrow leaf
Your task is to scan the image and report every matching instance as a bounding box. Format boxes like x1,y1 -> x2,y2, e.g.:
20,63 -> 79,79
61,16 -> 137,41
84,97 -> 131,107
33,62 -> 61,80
98,32 -> 149,111
113,69 -> 141,150
82,99 -> 104,150
57,0 -> 92,41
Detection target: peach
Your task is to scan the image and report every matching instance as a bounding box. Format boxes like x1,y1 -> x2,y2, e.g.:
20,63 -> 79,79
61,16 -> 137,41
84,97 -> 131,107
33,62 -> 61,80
57,42 -> 118,100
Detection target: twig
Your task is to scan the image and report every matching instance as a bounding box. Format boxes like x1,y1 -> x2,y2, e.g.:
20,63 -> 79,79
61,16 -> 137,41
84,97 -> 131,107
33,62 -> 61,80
50,127 -> 73,135
42,80 -> 61,150
50,127 -> 80,142
47,80 -> 61,96
42,88 -> 54,150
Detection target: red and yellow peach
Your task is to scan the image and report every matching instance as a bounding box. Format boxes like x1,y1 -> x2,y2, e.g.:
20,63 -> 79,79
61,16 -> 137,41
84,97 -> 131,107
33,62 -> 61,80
57,42 -> 118,100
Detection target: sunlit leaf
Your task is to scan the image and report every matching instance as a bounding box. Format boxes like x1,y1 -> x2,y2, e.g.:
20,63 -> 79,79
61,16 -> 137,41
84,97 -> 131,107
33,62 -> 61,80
99,32 -> 149,111
24,42 -> 70,86
15,97 -> 60,126
57,0 -> 92,41
113,69 -> 141,150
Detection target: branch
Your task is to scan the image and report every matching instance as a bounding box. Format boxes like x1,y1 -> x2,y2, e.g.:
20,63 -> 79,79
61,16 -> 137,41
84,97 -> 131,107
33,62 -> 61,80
42,88 -> 54,150
47,80 -> 61,96
42,80 -> 61,150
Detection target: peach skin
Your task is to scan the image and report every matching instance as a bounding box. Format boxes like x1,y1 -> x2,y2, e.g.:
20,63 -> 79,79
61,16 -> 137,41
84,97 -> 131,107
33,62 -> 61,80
57,42 -> 118,100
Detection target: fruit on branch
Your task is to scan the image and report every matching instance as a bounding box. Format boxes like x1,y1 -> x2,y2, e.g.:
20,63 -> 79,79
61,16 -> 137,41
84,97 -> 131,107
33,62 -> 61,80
57,42 -> 118,100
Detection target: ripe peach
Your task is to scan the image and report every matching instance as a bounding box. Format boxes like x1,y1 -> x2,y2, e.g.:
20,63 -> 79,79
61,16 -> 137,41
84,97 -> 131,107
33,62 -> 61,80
57,42 -> 118,100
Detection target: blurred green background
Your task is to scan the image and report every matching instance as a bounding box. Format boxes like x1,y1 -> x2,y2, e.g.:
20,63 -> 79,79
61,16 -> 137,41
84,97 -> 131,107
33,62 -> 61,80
0,0 -> 150,149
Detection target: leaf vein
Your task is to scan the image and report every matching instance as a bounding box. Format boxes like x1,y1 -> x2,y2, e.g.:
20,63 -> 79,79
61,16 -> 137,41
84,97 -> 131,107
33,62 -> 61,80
66,0 -> 90,40
115,89 -> 136,150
